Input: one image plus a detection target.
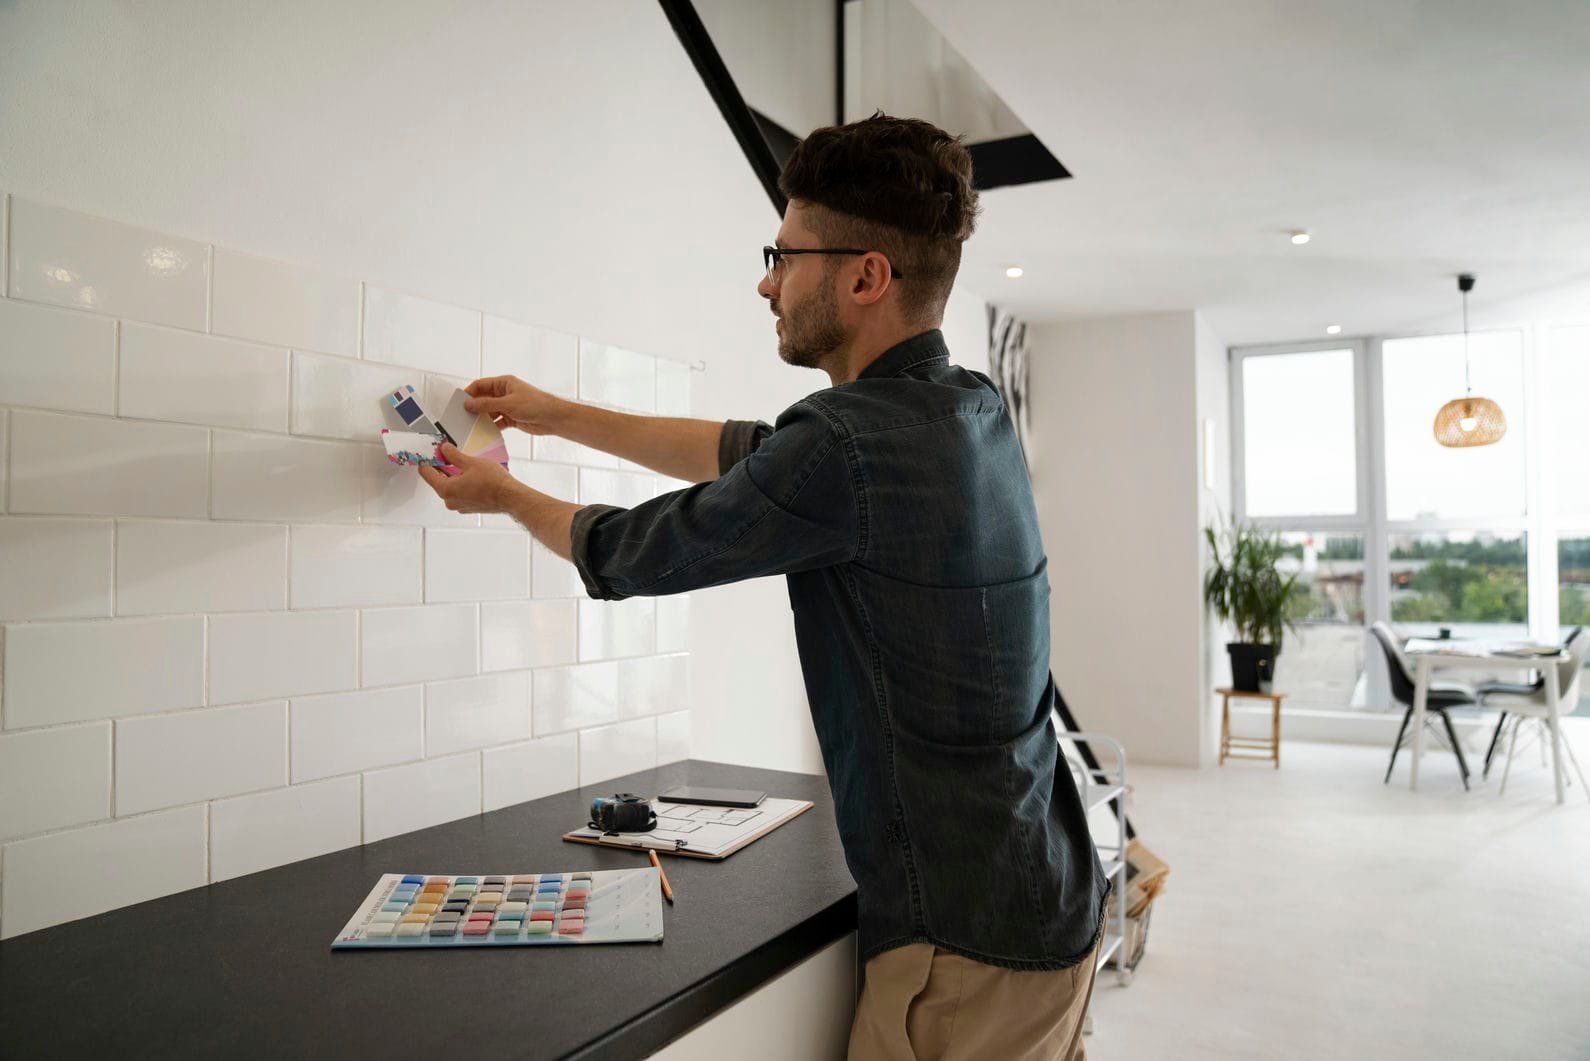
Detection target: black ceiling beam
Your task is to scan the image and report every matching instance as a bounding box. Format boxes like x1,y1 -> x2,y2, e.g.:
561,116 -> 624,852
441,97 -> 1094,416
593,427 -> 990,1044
658,0 -> 788,216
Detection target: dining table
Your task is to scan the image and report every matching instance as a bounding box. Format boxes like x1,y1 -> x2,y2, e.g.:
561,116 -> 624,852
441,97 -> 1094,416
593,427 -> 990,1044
1404,637 -> 1571,803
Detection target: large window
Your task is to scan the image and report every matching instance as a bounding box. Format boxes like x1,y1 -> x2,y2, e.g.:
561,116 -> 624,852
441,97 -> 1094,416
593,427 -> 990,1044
1388,531 -> 1527,633
1381,332 -> 1526,521
1241,349 -> 1357,518
1275,532 -> 1365,709
1234,325 -> 1584,716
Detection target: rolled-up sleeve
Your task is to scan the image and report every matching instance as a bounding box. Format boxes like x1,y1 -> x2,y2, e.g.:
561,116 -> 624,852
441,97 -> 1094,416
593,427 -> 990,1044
571,403 -> 856,601
717,418 -> 773,475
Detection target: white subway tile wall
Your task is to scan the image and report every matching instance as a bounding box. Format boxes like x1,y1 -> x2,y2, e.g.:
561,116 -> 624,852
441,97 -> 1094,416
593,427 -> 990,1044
579,339 -> 656,412
117,519 -> 287,616
208,775 -> 361,883
210,249 -> 359,356
4,616 -> 206,727
579,718 -> 659,788
10,410 -> 209,518
289,524 -> 422,609
114,701 -> 289,815
480,599 -> 577,672
119,324 -> 289,432
361,285 -> 481,379
423,528 -> 529,602
483,316 -> 579,398
7,198 -> 209,330
290,351 -> 413,442
578,597 -> 656,661
0,517 -> 115,620
0,299 -> 116,414
361,752 -> 482,844
0,196 -> 691,937
482,733 -> 579,812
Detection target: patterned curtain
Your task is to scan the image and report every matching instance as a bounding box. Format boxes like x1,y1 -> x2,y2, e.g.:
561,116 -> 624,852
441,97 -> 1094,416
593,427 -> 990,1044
987,304 -> 1032,462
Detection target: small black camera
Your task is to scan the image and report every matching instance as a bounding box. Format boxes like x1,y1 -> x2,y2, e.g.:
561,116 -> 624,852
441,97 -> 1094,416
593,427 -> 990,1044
589,793 -> 657,833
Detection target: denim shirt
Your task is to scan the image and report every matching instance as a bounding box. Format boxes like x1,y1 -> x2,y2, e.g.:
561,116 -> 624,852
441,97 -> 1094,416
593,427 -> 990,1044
570,329 -> 1107,969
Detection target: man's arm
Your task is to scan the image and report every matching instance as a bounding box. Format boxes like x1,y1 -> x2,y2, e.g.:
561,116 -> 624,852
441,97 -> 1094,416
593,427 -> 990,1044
418,444 -> 579,559
550,402 -> 726,484
463,375 -> 728,484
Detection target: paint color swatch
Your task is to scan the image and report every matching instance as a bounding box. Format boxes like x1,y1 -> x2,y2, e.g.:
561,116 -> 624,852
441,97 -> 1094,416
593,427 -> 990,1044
331,868 -> 663,949
381,429 -> 447,467
438,389 -> 509,467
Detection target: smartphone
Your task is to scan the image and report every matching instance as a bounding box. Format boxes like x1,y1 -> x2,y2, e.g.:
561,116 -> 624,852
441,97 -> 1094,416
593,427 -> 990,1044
657,785 -> 766,808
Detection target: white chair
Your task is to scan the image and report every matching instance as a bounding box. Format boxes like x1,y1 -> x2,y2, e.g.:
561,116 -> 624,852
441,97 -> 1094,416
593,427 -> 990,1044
1480,629 -> 1590,801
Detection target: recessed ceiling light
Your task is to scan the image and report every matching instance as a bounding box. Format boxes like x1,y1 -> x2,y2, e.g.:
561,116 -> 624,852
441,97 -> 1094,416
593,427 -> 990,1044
1290,230 -> 1311,245
1325,324 -> 1342,335
1005,266 -> 1024,279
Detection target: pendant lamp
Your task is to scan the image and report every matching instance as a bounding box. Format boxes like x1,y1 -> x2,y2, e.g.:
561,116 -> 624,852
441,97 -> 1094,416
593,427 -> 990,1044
1432,274 -> 1506,447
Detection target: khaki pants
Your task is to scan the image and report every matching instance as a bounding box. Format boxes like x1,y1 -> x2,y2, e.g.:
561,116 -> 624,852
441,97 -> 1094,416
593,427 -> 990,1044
847,936 -> 1101,1061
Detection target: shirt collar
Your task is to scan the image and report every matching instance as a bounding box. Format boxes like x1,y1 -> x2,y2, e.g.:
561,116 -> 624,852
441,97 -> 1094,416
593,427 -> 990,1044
854,329 -> 950,382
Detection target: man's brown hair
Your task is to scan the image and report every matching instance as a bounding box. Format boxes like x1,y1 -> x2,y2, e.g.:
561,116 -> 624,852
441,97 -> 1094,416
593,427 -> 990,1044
778,112 -> 979,323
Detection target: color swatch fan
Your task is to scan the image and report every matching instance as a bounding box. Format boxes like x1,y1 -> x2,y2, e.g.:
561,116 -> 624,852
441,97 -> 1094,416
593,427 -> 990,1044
438,389 -> 510,467
379,384 -> 508,469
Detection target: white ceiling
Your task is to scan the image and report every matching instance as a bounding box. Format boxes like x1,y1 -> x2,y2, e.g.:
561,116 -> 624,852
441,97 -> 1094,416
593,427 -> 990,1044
911,0 -> 1590,344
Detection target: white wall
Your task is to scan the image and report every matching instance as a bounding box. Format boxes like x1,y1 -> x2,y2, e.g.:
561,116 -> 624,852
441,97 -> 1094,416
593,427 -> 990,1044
1028,311 -> 1213,767
0,0 -> 993,937
1194,311 -> 1233,766
0,0 -> 847,939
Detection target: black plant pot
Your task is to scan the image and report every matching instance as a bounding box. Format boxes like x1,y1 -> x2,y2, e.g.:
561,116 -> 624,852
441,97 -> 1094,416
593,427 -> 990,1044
1227,642 -> 1276,693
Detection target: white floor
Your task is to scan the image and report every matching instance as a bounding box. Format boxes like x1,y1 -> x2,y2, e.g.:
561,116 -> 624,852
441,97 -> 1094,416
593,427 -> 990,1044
1086,728 -> 1590,1060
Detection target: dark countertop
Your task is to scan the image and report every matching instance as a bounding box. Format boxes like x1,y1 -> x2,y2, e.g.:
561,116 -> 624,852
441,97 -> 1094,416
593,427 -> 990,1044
0,760 -> 857,1060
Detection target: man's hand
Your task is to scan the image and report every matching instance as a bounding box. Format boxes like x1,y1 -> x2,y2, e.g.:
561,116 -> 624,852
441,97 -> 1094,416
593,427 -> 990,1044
418,442 -> 518,514
465,375 -> 567,436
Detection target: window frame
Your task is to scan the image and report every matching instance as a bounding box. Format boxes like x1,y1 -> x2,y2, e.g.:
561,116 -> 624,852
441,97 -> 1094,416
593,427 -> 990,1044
1228,323 -> 1585,716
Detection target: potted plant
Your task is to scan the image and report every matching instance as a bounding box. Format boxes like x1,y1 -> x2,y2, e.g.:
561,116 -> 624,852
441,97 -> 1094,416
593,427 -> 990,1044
1203,520 -> 1302,692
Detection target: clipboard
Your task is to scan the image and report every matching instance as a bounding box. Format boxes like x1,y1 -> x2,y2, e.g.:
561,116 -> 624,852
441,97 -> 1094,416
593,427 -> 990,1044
562,796 -> 814,861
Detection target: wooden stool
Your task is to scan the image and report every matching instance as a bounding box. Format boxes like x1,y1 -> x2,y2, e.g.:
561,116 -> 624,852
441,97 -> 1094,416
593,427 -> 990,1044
1217,687 -> 1286,768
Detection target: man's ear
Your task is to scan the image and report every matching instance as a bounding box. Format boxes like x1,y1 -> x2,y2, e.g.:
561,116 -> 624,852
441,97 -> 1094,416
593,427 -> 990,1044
849,253 -> 893,307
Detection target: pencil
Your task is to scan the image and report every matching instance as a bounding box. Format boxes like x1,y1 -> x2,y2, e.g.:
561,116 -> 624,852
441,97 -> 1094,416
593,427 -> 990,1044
648,848 -> 675,904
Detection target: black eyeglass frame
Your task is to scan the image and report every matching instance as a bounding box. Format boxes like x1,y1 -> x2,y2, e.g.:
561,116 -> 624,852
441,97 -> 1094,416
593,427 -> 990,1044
763,245 -> 904,280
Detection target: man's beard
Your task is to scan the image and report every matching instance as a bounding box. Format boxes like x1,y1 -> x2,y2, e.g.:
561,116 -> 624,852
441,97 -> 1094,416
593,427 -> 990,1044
774,284 -> 847,370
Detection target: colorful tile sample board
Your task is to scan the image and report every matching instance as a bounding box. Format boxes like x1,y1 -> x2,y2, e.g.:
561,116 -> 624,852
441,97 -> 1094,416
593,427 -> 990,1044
331,868 -> 663,949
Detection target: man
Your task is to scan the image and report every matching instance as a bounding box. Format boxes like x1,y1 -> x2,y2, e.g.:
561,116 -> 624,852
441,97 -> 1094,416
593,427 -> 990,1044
422,113 -> 1107,1059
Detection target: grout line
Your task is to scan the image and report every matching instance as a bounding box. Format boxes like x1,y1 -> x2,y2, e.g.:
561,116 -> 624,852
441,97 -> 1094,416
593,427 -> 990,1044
283,699 -> 292,788
109,718 -> 119,817
285,348 -> 296,437
205,430 -> 214,520
202,615 -> 211,707
1,192 -> 9,298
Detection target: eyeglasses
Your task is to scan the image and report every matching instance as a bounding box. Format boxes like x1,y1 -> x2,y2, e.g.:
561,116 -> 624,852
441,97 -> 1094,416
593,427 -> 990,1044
762,245 -> 904,283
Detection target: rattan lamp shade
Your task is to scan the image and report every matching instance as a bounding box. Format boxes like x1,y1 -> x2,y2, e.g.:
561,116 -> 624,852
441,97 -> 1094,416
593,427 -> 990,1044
1433,395 -> 1507,447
